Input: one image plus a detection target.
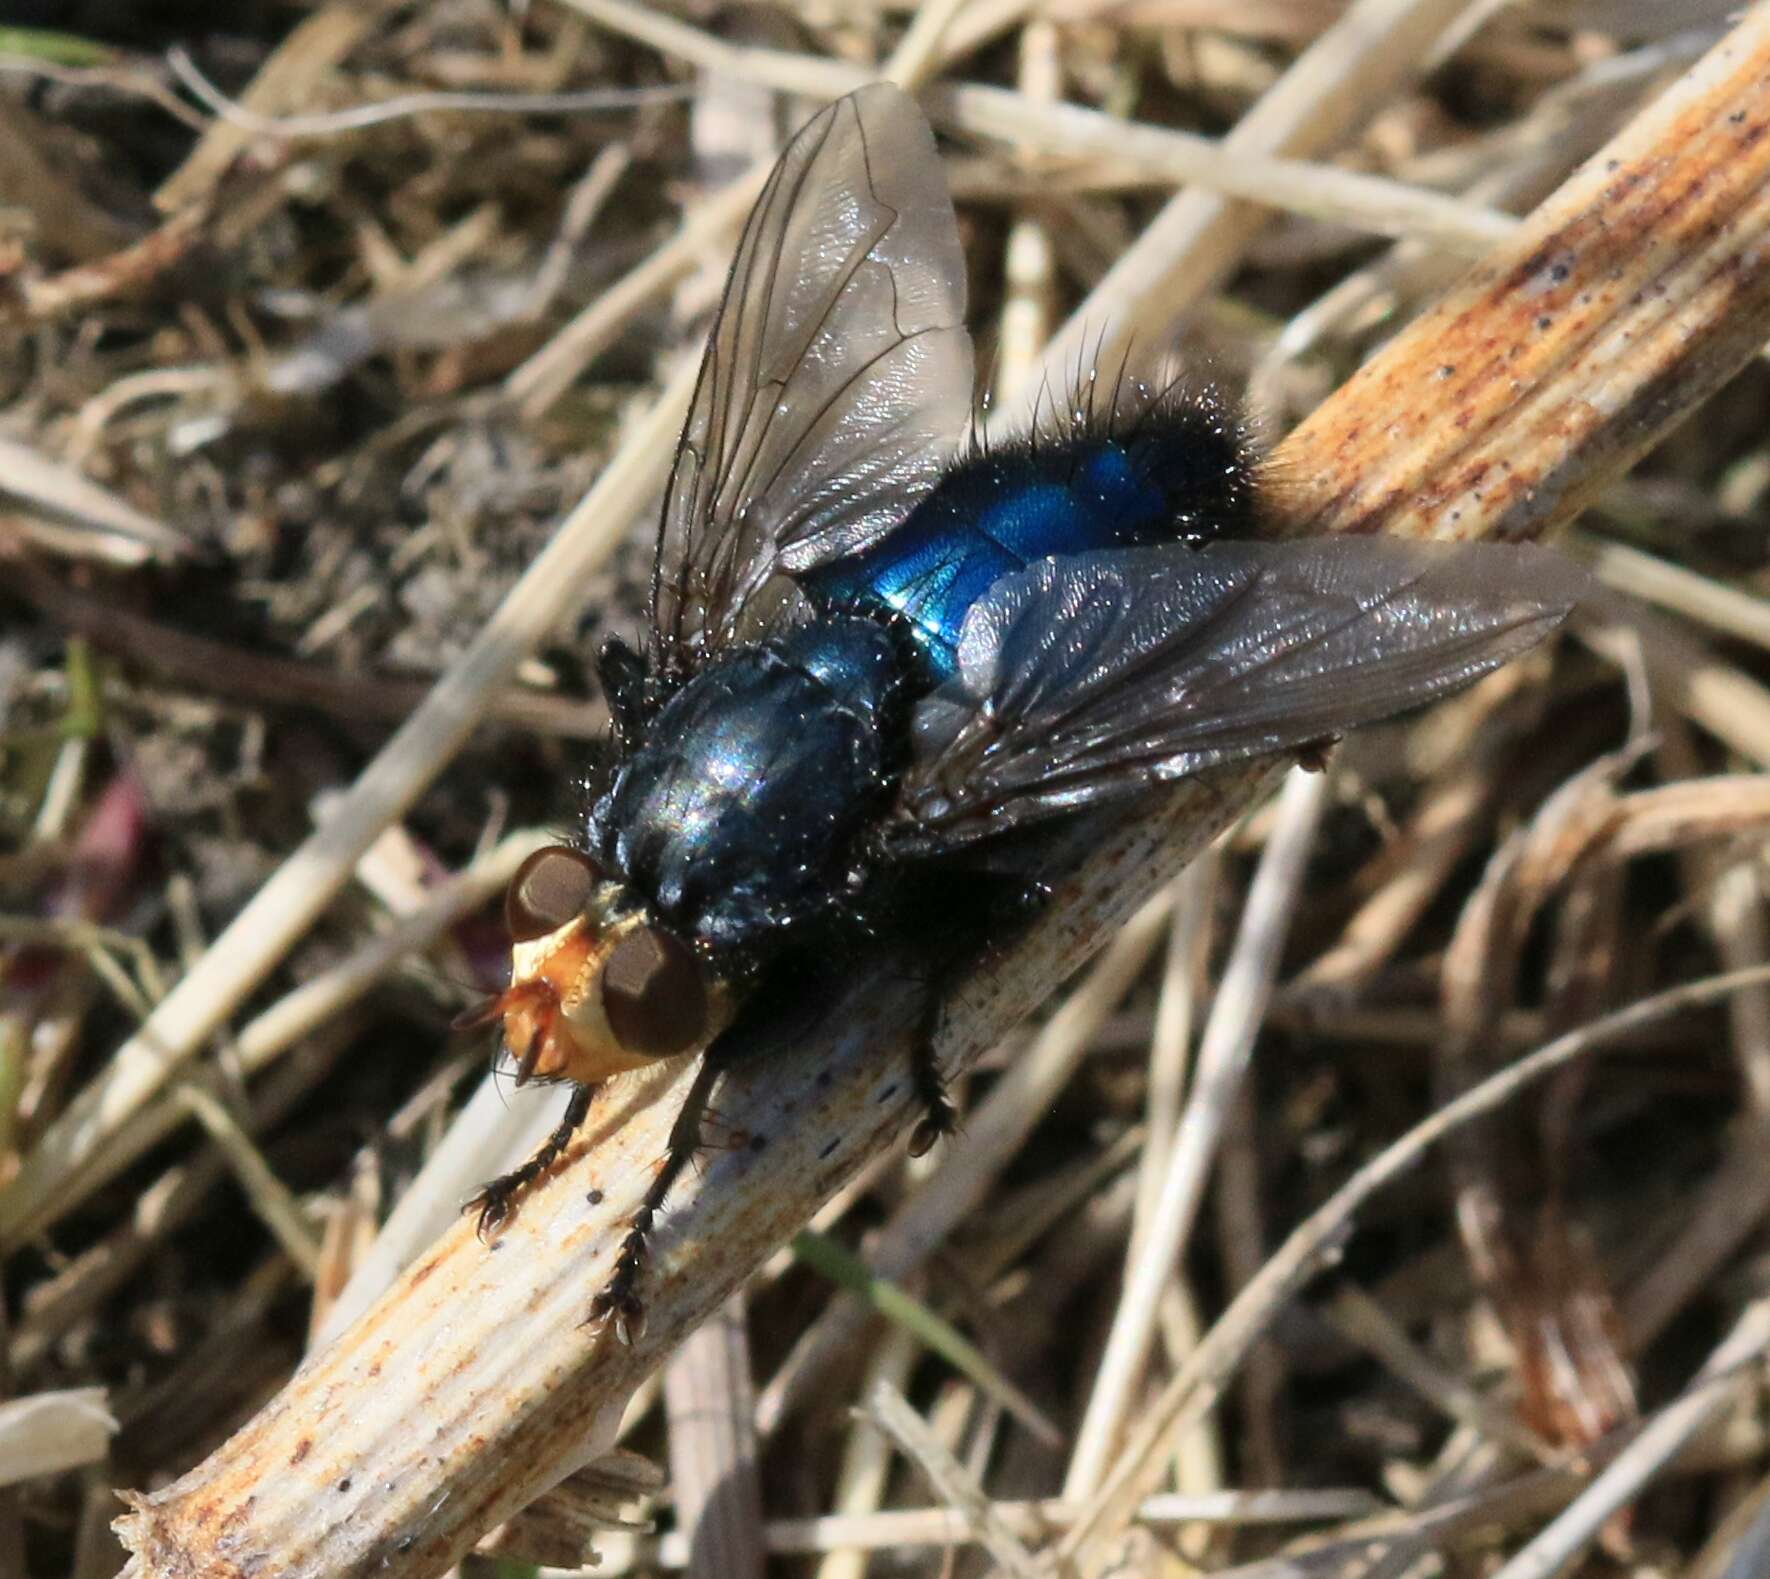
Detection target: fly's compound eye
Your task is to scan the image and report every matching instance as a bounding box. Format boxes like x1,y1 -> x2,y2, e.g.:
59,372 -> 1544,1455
602,926 -> 708,1056
505,846 -> 600,942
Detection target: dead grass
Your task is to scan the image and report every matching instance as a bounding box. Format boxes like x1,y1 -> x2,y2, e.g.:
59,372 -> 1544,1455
2,3 -> 1769,1577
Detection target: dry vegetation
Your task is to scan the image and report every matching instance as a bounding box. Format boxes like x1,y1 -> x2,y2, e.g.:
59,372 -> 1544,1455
3,2 -> 1770,1577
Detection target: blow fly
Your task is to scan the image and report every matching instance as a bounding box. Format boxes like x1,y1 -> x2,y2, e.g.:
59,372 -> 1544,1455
460,85 -> 1583,1342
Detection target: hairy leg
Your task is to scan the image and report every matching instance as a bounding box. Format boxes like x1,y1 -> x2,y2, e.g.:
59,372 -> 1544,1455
589,1050 -> 726,1344
467,1082 -> 595,1236
587,860 -> 1053,1339
585,960 -> 834,1342
882,862 -> 1049,1158
907,991 -> 957,1157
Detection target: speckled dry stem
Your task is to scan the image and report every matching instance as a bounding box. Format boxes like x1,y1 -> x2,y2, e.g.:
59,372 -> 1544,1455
115,10 -> 1770,1578
1271,10 -> 1770,541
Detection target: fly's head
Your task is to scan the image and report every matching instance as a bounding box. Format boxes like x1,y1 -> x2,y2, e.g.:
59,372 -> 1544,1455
460,845 -> 730,1086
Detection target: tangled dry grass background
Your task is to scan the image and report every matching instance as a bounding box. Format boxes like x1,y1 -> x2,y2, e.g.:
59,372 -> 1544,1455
3,2 -> 1770,1576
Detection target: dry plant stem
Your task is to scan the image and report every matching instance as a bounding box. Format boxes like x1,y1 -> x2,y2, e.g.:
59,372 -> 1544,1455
1,830 -> 544,1248
11,1015 -> 361,1374
509,0 -> 984,419
504,172 -> 764,420
1707,861 -> 1770,1115
1024,0 -> 1490,409
1325,1284 -> 1540,1452
1055,962 -> 1770,1571
152,1 -> 395,212
1274,7 -> 1770,542
1222,1458 -> 1584,1579
1063,767 -> 1329,1497
0,365 -> 690,1246
592,1489 -> 1382,1571
566,0 -> 1513,266
7,560 -> 607,739
1581,616 -> 1770,767
864,1381 -> 1040,1579
313,1067 -> 567,1345
1579,533 -> 1770,654
1492,1296 -> 1770,1579
0,435 -> 192,565
994,20 -> 1061,398
1129,854 -> 1217,1264
662,1295 -> 765,1579
111,11 -> 1770,1576
0,1388 -> 115,1487
818,1328 -> 917,1579
172,1083 -> 321,1280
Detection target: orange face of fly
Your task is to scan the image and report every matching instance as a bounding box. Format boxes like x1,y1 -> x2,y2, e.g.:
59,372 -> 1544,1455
458,846 -> 728,1087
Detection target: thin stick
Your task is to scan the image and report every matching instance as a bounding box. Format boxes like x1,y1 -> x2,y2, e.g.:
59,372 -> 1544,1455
1063,768 -> 1328,1497
1056,962 -> 1770,1567
564,0 -> 1514,268
1577,533 -> 1770,654
663,1296 -> 765,1579
1,831 -> 543,1247
572,1486 -> 1389,1572
1490,1295 -> 1770,1579
1020,0 -> 1494,417
863,1381 -> 1040,1579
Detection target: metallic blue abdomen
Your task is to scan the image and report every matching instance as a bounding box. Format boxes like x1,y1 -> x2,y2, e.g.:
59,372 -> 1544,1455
799,423 -> 1253,681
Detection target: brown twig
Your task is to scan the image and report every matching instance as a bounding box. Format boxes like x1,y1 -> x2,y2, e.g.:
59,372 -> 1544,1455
5,560 -> 607,740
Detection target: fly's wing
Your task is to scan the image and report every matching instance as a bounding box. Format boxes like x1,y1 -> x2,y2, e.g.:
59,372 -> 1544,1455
651,84 -> 973,681
892,538 -> 1586,851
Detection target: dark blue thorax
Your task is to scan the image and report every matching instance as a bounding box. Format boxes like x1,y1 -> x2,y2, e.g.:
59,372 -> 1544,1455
798,422 -> 1254,683
588,618 -> 904,953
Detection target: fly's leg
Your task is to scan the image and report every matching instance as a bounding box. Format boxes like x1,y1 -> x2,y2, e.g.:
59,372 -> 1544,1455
589,1051 -> 726,1345
587,974 -> 814,1343
597,636 -> 653,750
900,869 -> 1047,1158
467,1083 -> 595,1237
907,994 -> 957,1158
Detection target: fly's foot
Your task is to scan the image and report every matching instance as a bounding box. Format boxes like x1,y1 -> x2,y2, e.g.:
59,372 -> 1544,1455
465,1178 -> 518,1239
908,1050 -> 958,1158
1294,734 -> 1342,773
908,1095 -> 957,1158
589,1205 -> 655,1344
467,1085 -> 596,1240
